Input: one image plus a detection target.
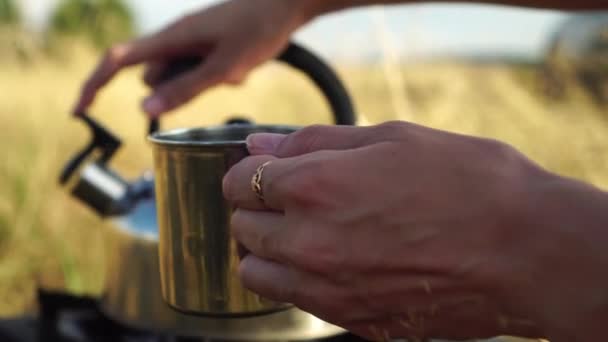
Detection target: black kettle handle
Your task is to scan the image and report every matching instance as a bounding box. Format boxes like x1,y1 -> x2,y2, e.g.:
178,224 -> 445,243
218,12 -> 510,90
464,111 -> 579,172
148,42 -> 356,135
59,115 -> 122,184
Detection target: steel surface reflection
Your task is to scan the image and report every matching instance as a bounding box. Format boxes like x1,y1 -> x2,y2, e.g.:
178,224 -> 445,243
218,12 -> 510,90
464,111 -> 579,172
150,125 -> 297,316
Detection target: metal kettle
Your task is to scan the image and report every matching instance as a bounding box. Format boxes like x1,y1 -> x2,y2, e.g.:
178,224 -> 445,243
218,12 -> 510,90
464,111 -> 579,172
58,42 -> 359,340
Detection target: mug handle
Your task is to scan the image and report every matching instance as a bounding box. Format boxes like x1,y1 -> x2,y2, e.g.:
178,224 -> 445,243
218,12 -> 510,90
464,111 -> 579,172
148,41 -> 357,135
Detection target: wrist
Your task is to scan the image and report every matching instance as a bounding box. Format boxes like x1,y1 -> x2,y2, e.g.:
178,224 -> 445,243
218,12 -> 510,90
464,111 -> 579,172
503,173 -> 608,341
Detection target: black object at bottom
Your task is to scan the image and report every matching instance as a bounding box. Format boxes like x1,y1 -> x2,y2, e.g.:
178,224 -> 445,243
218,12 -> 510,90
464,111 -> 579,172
0,290 -> 370,342
165,300 -> 294,319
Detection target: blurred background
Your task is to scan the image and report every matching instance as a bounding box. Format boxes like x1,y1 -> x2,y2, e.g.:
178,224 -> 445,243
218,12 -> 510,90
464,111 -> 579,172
1,0 -> 607,316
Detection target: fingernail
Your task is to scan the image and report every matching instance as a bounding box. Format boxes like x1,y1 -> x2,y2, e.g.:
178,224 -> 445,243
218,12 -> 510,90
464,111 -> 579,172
142,96 -> 166,118
246,133 -> 286,155
72,107 -> 83,117
71,100 -> 85,116
70,105 -> 80,116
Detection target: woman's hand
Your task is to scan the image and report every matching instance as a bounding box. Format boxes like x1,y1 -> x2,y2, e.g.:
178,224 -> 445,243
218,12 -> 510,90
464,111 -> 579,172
71,0 -> 604,118
72,0 -> 316,118
223,122 -> 608,341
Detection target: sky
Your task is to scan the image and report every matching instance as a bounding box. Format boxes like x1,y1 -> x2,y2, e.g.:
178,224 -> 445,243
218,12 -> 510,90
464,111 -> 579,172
19,0 -> 569,61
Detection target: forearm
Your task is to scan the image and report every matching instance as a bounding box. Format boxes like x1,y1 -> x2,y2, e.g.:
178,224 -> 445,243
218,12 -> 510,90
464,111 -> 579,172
303,0 -> 607,18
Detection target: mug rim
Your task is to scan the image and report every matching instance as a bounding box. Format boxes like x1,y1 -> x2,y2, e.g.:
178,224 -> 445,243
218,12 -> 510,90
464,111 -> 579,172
148,124 -> 299,148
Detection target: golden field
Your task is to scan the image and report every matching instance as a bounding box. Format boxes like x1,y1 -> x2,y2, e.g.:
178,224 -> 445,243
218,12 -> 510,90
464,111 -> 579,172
0,43 -> 607,318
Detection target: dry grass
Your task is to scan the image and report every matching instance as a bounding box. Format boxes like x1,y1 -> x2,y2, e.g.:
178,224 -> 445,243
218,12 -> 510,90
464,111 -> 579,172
0,43 -> 607,320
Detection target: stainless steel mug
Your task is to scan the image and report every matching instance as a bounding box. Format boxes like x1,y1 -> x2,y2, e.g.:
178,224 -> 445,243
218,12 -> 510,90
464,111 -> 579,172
149,124 -> 297,316
148,42 -> 356,318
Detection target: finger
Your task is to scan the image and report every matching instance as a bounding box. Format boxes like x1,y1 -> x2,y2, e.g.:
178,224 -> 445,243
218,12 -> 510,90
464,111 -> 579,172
72,18 -> 213,115
224,152 -> 318,211
246,122 -> 407,157
223,155 -> 292,211
142,42 -> 250,118
73,44 -> 130,115
239,255 -> 373,322
231,209 -> 286,261
143,61 -> 168,88
246,125 -> 367,157
239,255 -> 296,303
72,36 -> 168,115
246,133 -> 288,155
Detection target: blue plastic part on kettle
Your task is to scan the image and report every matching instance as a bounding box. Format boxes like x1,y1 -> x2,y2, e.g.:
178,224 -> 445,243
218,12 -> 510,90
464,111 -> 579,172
114,175 -> 159,238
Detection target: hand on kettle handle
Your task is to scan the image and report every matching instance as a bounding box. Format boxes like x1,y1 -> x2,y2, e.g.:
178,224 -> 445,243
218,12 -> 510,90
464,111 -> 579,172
148,42 -> 357,135
60,42 -> 356,187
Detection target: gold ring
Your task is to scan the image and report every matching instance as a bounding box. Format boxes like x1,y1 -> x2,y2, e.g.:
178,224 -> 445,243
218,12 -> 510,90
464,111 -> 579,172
251,161 -> 272,202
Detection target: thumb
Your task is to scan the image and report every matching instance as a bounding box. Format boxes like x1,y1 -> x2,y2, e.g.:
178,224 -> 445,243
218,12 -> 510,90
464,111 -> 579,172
247,124 -> 382,157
